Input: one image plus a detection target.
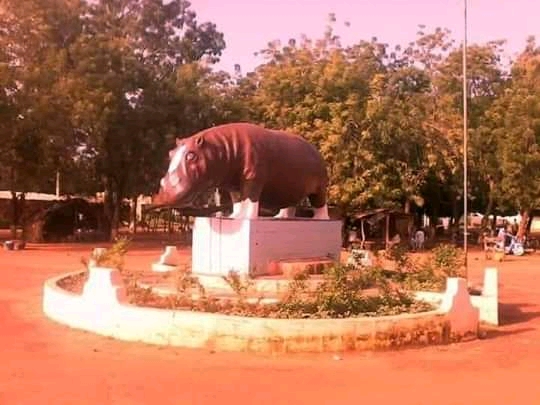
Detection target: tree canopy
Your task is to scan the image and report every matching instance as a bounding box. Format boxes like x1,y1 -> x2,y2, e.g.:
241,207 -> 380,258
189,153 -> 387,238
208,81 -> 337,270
1,4 -> 538,238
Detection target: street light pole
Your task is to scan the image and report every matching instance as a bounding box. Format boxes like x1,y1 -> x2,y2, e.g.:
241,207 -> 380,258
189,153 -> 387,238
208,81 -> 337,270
462,0 -> 469,275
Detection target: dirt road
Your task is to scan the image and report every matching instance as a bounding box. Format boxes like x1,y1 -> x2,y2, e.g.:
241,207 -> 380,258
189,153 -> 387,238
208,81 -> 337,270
1,244 -> 539,405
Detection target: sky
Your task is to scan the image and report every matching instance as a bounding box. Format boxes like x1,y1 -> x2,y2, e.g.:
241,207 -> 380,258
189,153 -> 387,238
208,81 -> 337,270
191,0 -> 540,74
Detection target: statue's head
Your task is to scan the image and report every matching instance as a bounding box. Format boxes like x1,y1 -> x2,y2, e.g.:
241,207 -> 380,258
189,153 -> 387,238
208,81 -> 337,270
152,135 -> 209,207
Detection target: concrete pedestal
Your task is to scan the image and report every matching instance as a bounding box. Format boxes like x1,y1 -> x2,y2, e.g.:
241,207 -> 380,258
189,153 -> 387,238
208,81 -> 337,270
151,245 -> 180,273
191,217 -> 342,277
83,266 -> 126,306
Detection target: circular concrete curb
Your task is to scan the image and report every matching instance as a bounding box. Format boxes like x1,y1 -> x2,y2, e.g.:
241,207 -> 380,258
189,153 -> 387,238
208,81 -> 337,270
43,271 -> 473,353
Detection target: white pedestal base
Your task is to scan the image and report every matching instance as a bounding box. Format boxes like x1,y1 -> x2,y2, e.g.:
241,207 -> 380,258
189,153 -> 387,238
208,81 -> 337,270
441,277 -> 479,336
152,245 -> 181,273
159,245 -> 181,266
152,263 -> 177,273
192,217 -> 342,277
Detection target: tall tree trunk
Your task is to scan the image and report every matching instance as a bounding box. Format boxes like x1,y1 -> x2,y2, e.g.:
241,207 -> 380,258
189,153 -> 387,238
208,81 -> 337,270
449,190 -> 461,244
9,166 -> 18,239
102,175 -> 123,241
9,192 -> 26,240
481,180 -> 495,230
111,190 -> 120,241
404,199 -> 411,214
102,178 -> 114,241
517,209 -> 530,240
129,196 -> 137,234
451,193 -> 460,226
429,204 -> 439,235
10,191 -> 18,239
18,193 -> 26,241
404,198 -> 415,242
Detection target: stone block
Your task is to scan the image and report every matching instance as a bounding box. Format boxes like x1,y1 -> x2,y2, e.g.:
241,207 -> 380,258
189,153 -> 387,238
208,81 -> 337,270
275,258 -> 333,278
346,249 -> 373,267
192,217 -> 342,277
88,247 -> 108,268
483,267 -> 499,297
159,245 -> 181,266
481,267 -> 499,326
82,266 -> 126,306
440,277 -> 479,337
151,245 -> 181,273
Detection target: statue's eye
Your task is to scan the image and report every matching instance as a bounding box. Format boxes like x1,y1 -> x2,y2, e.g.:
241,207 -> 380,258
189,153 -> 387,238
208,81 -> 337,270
185,152 -> 196,162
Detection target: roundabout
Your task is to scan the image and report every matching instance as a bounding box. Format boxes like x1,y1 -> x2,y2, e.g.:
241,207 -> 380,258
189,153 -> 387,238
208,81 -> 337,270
42,257 -> 481,353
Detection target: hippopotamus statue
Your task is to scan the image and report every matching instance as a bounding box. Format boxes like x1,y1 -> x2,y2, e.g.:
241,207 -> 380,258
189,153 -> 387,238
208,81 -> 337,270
153,122 -> 329,220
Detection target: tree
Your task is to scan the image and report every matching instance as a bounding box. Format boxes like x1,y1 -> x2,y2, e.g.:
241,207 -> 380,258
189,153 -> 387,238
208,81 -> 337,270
401,27 -> 506,224
490,37 -> 540,236
234,20 -> 516,227
239,18 -> 400,213
65,0 -> 226,238
436,39 -> 507,223
0,0 -> 82,237
362,51 -> 432,213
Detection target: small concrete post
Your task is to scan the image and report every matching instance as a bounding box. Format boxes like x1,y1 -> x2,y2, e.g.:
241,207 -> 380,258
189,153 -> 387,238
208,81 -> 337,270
152,245 -> 180,272
82,266 -> 126,306
440,277 -> 479,338
481,267 -> 499,325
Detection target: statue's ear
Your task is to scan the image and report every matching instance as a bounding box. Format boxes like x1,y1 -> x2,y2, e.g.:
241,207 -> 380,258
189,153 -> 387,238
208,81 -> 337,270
195,135 -> 204,147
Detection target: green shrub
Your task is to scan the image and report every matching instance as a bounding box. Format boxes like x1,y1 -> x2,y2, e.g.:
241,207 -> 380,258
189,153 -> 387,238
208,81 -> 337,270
84,236 -> 131,270
431,243 -> 465,277
68,243 -> 447,318
222,270 -> 254,300
404,244 -> 465,292
274,264 -> 432,319
385,244 -> 413,273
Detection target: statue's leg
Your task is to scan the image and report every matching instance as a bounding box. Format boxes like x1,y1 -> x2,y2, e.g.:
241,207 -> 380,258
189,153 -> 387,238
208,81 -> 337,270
229,203 -> 243,219
309,189 -> 330,220
228,192 -> 243,219
274,207 -> 296,219
229,199 -> 259,219
232,180 -> 263,220
244,200 -> 260,219
312,204 -> 329,220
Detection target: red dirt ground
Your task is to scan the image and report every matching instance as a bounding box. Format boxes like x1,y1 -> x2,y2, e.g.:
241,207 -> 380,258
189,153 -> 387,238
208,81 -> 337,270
1,242 -> 540,405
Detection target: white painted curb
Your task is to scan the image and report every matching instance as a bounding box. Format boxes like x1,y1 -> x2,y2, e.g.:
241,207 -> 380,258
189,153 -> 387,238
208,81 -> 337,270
414,267 -> 499,326
43,271 -> 480,353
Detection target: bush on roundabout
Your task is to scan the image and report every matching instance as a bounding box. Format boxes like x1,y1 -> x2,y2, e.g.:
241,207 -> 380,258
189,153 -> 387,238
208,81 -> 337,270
57,242 -> 433,319
382,243 -> 467,292
58,239 -> 468,320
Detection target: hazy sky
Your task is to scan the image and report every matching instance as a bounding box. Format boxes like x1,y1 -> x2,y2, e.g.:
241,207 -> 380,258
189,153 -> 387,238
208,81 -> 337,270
191,0 -> 540,73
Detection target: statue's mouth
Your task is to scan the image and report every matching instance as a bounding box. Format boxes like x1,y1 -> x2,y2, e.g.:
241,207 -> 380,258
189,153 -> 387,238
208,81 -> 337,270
152,188 -> 202,208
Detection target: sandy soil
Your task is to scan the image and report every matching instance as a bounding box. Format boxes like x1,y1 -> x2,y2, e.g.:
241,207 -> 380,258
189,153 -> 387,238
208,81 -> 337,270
1,242 -> 539,405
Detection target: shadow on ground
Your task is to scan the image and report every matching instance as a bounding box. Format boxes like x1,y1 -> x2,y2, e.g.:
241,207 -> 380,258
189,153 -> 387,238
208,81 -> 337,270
499,302 -> 540,326
481,327 -> 536,341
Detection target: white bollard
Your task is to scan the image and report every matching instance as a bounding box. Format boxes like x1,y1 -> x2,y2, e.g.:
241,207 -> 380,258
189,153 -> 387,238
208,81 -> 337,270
440,277 -> 480,337
152,245 -> 180,272
480,267 -> 499,325
483,267 -> 499,297
82,266 -> 126,306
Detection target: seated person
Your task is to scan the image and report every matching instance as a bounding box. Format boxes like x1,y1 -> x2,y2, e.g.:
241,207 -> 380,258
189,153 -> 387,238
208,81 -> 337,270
497,225 -> 516,251
388,233 -> 401,248
410,228 -> 425,250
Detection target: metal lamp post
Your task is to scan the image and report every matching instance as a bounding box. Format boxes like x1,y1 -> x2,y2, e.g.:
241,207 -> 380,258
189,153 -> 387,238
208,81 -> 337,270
462,0 -> 469,276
